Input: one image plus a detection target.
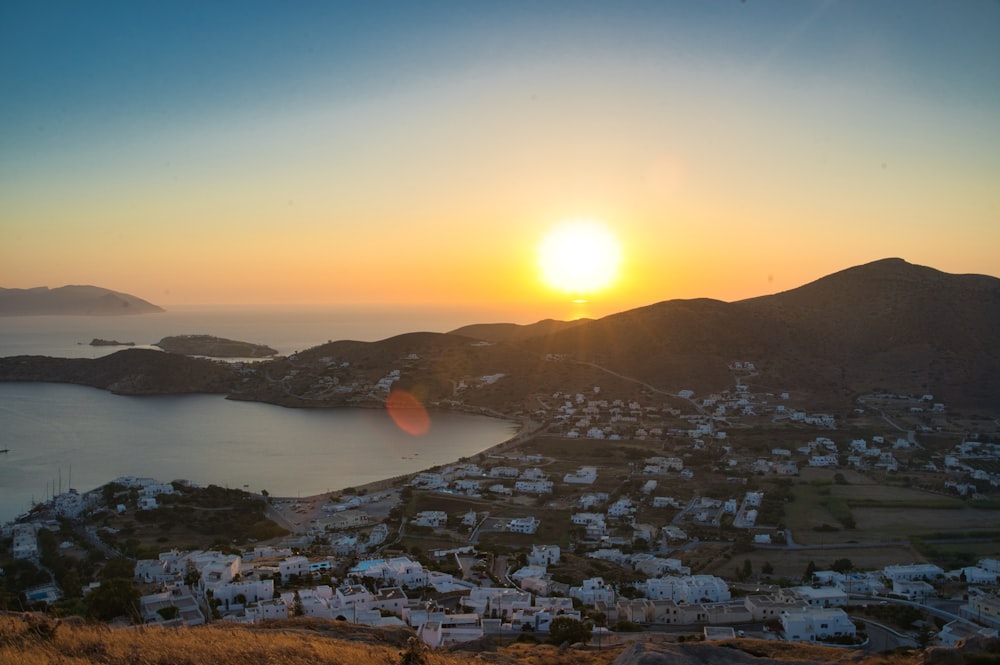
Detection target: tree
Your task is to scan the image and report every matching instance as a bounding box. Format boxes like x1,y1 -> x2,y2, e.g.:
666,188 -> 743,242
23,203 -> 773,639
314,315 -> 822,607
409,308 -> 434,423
831,558 -> 854,573
761,562 -> 775,576
917,624 -> 933,648
85,578 -> 140,622
547,616 -> 592,645
101,557 -> 135,580
742,559 -> 753,580
804,560 -> 817,582
157,605 -> 180,621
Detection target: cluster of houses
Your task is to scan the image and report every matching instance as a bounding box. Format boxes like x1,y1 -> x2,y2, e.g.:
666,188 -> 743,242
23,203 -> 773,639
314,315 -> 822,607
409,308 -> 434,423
410,458 -> 564,498
112,533 -> 1000,649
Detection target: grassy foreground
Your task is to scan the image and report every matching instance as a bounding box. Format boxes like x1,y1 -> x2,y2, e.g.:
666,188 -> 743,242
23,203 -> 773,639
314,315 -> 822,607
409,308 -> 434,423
0,613 -> 621,665
4,612 -> 996,665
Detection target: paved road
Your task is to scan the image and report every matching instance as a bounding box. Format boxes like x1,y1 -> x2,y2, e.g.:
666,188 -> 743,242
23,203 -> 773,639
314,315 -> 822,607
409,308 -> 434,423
263,501 -> 300,534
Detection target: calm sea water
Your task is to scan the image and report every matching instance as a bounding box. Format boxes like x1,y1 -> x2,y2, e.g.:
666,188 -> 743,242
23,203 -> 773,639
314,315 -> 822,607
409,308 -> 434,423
0,303 -> 539,359
0,383 -> 517,524
0,306 -> 527,523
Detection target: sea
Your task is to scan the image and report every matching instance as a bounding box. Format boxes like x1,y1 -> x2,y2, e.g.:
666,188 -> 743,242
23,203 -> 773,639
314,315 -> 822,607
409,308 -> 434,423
0,305 -> 533,523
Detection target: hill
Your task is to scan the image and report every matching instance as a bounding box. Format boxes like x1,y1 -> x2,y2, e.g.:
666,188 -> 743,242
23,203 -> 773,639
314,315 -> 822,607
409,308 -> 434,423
0,349 -> 234,395
509,258 -> 1000,410
155,334 -> 278,358
0,285 -> 164,316
6,612 -> 986,665
0,259 -> 998,414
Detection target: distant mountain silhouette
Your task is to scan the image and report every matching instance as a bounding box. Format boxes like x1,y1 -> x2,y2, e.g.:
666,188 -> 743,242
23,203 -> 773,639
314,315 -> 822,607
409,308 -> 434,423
0,285 -> 164,316
506,258 -> 1000,410
2,259 -> 998,412
449,318 -> 592,343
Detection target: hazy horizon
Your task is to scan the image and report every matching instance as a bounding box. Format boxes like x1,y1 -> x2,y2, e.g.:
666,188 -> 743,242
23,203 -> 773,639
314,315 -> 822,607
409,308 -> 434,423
3,2 -> 998,312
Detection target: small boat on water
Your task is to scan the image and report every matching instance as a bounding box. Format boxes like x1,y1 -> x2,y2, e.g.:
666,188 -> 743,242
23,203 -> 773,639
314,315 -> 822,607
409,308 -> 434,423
0,448 -> 9,454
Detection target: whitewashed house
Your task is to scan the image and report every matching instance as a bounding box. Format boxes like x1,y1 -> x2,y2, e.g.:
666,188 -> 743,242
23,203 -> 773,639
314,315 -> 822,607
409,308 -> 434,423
780,607 -> 856,642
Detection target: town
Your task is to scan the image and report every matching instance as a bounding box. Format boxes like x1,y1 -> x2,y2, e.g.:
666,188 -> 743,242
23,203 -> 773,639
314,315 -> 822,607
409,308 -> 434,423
4,359 -> 1000,652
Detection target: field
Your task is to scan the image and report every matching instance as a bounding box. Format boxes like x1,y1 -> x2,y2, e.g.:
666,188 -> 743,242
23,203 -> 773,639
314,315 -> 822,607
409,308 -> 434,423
781,468 -> 1000,549
699,544 -> 927,582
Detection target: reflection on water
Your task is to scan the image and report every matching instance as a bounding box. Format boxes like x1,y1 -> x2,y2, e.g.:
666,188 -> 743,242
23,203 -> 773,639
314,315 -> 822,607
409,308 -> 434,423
0,382 -> 517,523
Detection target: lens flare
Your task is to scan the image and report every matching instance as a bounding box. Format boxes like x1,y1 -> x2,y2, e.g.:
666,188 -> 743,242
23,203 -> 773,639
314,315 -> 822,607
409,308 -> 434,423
386,389 -> 431,436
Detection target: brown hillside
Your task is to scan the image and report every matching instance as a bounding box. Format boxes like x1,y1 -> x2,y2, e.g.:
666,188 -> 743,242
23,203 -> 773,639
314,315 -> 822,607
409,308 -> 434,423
0,349 -> 235,395
515,259 -> 1000,410
7,613 -> 994,665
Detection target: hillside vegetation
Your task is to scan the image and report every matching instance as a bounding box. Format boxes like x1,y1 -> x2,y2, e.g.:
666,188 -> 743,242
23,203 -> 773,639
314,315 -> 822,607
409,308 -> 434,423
4,613 -> 998,665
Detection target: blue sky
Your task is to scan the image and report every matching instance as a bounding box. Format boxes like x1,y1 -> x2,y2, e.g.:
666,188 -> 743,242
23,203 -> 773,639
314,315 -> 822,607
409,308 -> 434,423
2,1 -> 998,309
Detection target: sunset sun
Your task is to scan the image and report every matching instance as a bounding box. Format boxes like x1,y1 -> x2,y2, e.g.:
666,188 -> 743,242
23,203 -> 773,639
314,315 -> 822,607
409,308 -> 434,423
537,219 -> 622,299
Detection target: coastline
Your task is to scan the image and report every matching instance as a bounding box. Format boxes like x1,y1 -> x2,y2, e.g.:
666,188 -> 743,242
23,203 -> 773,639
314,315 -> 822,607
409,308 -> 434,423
275,415 -> 544,501
0,381 -> 523,526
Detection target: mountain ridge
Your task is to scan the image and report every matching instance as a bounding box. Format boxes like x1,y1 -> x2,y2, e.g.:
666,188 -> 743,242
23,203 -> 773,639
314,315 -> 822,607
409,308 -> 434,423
1,259 -> 998,414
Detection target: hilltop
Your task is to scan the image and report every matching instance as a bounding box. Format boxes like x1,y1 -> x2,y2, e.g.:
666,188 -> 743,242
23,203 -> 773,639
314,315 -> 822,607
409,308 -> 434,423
0,285 -> 164,316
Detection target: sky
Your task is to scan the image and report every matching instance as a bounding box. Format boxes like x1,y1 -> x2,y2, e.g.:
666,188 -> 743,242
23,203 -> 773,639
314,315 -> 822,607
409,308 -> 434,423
2,1 -> 999,320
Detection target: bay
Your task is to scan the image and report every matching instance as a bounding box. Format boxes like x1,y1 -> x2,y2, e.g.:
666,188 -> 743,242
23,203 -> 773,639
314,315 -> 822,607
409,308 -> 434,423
0,382 -> 518,524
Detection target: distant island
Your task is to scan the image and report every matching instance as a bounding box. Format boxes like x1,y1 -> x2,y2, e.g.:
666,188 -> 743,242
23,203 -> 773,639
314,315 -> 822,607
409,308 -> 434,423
1,259 -> 999,412
88,339 -> 135,347
0,285 -> 164,316
155,334 -> 278,358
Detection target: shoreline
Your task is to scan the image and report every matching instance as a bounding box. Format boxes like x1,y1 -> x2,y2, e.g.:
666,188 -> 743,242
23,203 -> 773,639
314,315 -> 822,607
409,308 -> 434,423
1,403 -> 541,527
273,415 -> 546,501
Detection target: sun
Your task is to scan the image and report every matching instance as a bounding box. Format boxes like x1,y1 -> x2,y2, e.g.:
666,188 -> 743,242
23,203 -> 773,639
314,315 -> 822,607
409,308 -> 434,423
537,219 -> 622,298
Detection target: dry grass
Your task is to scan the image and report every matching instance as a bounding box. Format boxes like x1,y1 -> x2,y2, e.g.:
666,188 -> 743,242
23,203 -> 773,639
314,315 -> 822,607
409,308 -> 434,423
2,613 -> 976,665
0,614 -> 433,665
0,614 -> 624,665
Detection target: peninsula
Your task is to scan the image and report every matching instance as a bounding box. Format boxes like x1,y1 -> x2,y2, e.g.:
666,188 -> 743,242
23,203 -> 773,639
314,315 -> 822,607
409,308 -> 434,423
154,334 -> 278,358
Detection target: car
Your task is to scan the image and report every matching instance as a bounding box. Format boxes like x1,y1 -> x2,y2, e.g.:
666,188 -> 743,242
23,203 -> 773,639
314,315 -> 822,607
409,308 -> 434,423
737,630 -> 746,637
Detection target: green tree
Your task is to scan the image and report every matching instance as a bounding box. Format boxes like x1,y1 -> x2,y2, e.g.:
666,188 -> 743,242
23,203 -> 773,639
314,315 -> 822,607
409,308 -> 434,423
157,605 -> 180,621
547,616 -> 592,645
804,560 -> 817,582
831,558 -> 854,573
101,557 -> 135,580
84,578 -> 140,622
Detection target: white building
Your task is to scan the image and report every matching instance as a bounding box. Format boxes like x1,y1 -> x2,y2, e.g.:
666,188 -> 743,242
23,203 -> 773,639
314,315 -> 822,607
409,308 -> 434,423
515,479 -> 553,494
12,524 -> 40,560
527,545 -> 561,567
569,577 -> 616,605
642,575 -> 730,604
508,516 -> 539,534
883,563 -> 943,582
789,586 -> 848,607
350,556 -> 428,589
412,511 -> 448,528
780,607 -> 856,642
563,467 -> 598,484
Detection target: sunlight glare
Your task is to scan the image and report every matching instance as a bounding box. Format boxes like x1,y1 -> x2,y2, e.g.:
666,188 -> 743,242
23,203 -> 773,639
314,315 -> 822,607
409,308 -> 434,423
538,219 -> 622,296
